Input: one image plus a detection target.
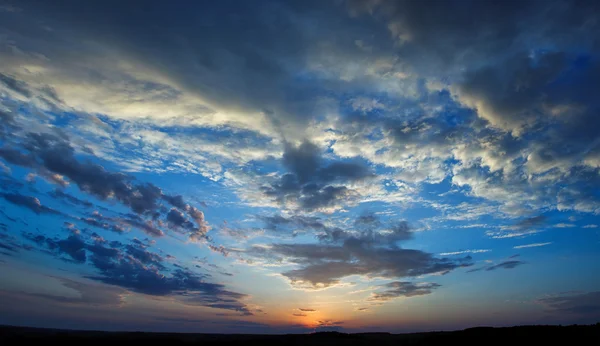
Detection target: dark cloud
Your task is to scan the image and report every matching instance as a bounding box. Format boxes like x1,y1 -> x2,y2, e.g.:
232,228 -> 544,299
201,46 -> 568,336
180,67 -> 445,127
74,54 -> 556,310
538,291 -> 600,317
247,216 -> 466,288
27,277 -> 126,306
0,73 -> 31,98
260,214 -> 327,232
124,243 -> 164,268
5,0 -> 362,134
0,147 -> 36,167
485,260 -> 526,271
166,208 -> 194,230
21,132 -> 162,214
452,52 -> 567,132
48,189 -> 93,208
292,313 -> 306,317
354,214 -> 380,227
314,320 -> 344,333
0,130 -> 211,240
282,140 -> 321,184
264,140 -> 373,211
348,0 -> 598,75
370,281 -> 441,301
0,192 -> 62,215
0,232 -> 23,254
317,220 -> 413,245
298,308 -> 316,312
250,230 -> 471,288
514,215 -> 546,230
23,231 -> 251,314
162,194 -> 188,210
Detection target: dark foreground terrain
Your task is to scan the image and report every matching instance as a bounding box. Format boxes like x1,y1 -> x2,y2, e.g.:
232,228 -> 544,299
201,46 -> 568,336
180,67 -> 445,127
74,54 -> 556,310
1,324 -> 599,345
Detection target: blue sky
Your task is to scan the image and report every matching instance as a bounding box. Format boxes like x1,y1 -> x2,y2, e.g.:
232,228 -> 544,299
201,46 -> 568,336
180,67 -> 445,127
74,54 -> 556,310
0,0 -> 599,333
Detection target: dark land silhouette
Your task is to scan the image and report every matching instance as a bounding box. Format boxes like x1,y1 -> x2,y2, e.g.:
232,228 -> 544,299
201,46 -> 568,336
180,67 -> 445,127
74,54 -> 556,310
1,324 -> 599,345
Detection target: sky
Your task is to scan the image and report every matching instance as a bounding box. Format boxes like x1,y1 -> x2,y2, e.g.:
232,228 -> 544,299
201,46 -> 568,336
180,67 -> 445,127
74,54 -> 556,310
0,0 -> 599,334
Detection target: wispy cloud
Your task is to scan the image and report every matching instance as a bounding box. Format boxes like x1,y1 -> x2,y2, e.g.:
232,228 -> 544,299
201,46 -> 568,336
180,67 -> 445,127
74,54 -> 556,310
514,242 -> 552,249
439,249 -> 491,256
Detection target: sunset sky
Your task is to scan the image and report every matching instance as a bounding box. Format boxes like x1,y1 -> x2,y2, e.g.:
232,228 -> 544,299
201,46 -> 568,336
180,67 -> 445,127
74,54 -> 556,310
1,0 -> 599,334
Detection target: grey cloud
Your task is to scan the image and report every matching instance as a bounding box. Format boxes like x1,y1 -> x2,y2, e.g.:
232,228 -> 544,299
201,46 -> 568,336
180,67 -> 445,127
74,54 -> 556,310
514,215 -> 546,229
370,281 -> 441,301
2,0 -> 361,136
23,231 -> 251,314
282,140 -> 321,184
299,308 -> 316,312
264,140 -> 373,211
0,130 -> 211,240
354,214 -> 380,227
27,277 -> 126,306
349,0 -> 598,75
0,232 -> 28,255
0,147 -> 36,167
452,52 -> 568,132
314,320 -> 344,333
538,291 -> 600,317
48,189 -> 93,208
486,260 -> 526,271
166,208 -> 194,230
248,216 -> 458,288
251,233 -> 471,288
24,132 -> 162,215
318,220 -> 413,245
0,192 -> 62,215
162,194 -> 188,210
0,73 -> 31,98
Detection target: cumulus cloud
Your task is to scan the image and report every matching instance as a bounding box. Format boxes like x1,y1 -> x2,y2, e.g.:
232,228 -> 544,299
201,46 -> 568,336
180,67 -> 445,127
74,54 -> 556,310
261,139 -> 374,212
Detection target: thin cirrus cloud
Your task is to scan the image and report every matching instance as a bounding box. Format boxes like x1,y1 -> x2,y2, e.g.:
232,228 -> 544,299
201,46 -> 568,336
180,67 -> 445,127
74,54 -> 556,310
514,242 -> 552,249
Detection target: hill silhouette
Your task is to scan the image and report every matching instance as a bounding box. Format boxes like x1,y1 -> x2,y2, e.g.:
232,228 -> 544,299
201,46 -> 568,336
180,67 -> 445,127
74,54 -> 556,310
1,324 -> 599,345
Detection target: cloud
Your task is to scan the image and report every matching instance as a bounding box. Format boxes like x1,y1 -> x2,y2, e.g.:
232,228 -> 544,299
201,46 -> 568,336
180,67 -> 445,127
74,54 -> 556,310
485,260 -> 526,271
439,249 -> 491,256
354,213 -> 381,227
370,282 -> 441,301
248,220 -> 472,288
23,231 -> 251,314
314,320 -> 344,333
0,192 -> 62,215
298,308 -> 316,312
27,277 -> 127,306
262,140 -> 373,211
0,128 -> 210,241
292,313 -> 307,317
537,291 -> 600,317
512,216 -> 547,229
514,242 -> 552,249
166,208 -> 194,230
583,224 -> 598,229
554,223 -> 575,228
48,189 -> 93,208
